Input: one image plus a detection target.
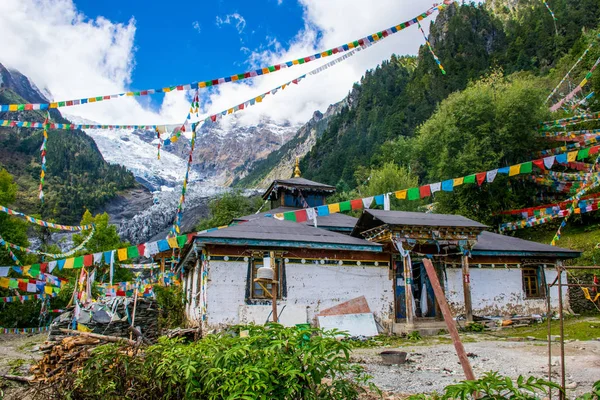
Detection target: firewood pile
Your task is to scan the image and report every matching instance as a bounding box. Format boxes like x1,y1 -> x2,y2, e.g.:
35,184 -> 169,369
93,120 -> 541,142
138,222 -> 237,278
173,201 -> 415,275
30,335 -> 100,384
48,298 -> 159,343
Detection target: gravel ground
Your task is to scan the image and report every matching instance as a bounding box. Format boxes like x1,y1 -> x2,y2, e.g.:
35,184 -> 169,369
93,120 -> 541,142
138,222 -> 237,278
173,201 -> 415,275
352,338 -> 600,398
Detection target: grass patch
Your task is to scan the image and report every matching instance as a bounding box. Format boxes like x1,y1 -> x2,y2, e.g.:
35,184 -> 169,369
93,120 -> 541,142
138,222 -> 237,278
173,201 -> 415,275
493,316 -> 600,341
7,359 -> 26,376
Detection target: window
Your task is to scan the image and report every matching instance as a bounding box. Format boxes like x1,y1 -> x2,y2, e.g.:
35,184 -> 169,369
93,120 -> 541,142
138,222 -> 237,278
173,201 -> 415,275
249,256 -> 284,300
522,267 -> 546,299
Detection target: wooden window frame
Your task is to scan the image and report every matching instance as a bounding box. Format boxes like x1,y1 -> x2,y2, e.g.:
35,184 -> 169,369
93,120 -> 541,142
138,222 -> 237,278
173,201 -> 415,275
522,266 -> 546,299
249,256 -> 284,300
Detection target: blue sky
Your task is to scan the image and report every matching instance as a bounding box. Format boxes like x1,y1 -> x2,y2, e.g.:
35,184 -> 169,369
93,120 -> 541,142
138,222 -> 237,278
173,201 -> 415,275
77,0 -> 306,96
1,0 -> 440,124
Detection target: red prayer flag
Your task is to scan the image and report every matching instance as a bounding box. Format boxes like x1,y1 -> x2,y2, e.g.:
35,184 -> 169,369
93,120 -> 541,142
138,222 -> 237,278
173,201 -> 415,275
350,199 -> 363,210
83,254 -> 93,267
476,172 -> 486,186
19,281 -> 27,291
40,263 -> 48,273
533,159 -> 545,170
590,146 -> 600,155
116,290 -> 126,297
137,244 -> 146,256
295,209 -> 308,223
419,185 -> 431,199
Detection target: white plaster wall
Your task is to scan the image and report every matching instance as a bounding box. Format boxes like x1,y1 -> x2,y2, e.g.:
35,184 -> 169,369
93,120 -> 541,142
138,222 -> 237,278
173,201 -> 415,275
205,261 -> 248,329
285,263 -> 393,326
445,267 -> 568,316
201,260 -> 393,331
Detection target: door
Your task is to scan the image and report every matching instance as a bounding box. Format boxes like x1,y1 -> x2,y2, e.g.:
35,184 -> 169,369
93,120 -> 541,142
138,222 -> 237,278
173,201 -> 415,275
395,260 -> 437,320
395,260 -> 406,320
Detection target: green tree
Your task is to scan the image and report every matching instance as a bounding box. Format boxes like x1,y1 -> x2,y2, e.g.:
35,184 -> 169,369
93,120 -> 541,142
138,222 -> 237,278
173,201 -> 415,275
196,191 -> 264,231
73,210 -> 128,253
0,168 -> 31,265
410,72 -> 550,223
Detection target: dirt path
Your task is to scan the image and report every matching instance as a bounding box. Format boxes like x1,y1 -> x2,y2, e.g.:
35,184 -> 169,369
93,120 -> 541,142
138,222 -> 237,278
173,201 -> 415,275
353,339 -> 600,398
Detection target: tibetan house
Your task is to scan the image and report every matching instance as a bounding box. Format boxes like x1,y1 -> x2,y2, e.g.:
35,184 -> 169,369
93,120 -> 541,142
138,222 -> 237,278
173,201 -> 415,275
177,165 -> 582,334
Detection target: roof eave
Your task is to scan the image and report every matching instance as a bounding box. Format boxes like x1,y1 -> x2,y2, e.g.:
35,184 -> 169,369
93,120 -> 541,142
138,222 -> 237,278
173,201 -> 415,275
471,250 -> 581,259
192,236 -> 382,252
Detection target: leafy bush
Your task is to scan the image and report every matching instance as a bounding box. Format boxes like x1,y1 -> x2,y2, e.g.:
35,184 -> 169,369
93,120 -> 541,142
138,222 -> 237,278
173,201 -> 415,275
464,322 -> 486,333
55,324 -> 378,399
408,371 -> 561,400
577,380 -> 600,400
154,285 -> 185,330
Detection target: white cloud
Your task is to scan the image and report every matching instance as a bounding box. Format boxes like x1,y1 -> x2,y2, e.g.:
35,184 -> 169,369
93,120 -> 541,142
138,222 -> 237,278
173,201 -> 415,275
0,0 -> 440,127
0,0 -> 189,125
215,13 -> 247,34
192,20 -> 201,34
199,0 -> 440,125
277,0 -> 283,5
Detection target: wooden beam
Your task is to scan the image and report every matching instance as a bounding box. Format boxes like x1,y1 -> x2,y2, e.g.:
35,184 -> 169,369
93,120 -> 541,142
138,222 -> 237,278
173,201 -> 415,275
403,254 -> 414,327
422,259 -> 475,381
462,255 -> 473,323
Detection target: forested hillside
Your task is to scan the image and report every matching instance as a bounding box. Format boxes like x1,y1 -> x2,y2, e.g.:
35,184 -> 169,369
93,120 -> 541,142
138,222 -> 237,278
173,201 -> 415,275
298,1 -> 600,191
0,64 -> 136,223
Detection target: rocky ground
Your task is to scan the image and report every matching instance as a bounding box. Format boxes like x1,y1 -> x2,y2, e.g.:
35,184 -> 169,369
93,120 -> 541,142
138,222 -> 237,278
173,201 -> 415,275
0,332 -> 598,399
353,337 -> 600,398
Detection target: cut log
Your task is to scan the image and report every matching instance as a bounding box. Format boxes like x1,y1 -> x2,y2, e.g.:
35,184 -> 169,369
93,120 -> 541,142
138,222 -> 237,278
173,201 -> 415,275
59,328 -> 136,346
1,374 -> 34,383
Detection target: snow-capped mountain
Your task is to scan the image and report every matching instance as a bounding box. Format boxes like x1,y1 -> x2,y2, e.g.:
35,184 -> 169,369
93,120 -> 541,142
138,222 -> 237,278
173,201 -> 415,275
66,115 -> 201,191
190,116 -> 302,185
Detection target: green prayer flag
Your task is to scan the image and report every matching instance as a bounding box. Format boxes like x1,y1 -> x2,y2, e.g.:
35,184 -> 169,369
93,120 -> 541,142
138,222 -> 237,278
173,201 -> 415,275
464,175 -> 476,184
73,256 -> 84,269
577,148 -> 590,160
9,279 -> 18,289
352,41 -> 359,47
177,235 -> 187,248
339,201 -> 351,212
268,66 -> 276,72
237,74 -> 245,80
520,161 -> 533,174
29,264 -> 40,278
408,187 -> 420,201
127,246 -> 139,259
205,81 -> 213,87
95,97 -> 103,101
298,58 -> 305,64
284,212 -> 296,222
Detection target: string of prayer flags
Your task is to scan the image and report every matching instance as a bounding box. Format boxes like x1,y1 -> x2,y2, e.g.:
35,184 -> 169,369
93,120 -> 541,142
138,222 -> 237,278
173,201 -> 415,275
537,139 -> 600,158
0,234 -> 22,266
417,22 -> 446,75
0,5 -> 446,113
540,128 -> 600,139
273,147 -> 600,223
1,227 -> 95,259
550,56 -> 600,112
542,0 -> 558,35
39,115 -> 49,202
546,41 -> 595,102
0,119 -> 178,132
495,192 -> 600,216
164,44 -> 371,145
551,154 -> 600,245
541,111 -> 600,130
1,292 -> 57,304
0,205 -> 94,231
118,263 -> 159,269
1,325 -> 51,335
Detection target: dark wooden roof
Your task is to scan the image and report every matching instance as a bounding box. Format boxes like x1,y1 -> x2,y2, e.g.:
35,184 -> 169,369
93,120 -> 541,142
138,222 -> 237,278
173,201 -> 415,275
236,206 -> 358,231
472,231 -> 581,258
364,210 -> 487,228
193,217 -> 382,252
262,178 -> 335,200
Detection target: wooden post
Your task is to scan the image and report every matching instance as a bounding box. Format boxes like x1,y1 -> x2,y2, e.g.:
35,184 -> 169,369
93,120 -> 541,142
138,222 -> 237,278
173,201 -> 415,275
270,251 -> 278,323
129,286 -> 139,341
462,255 -> 473,323
547,282 -> 552,400
403,254 -> 414,327
160,257 -> 165,286
423,259 -> 475,381
557,264 -> 566,400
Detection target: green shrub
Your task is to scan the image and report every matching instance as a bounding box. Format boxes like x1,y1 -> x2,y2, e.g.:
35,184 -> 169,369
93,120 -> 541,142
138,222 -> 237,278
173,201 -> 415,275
57,323 -> 378,399
154,285 -> 185,330
408,371 -> 561,400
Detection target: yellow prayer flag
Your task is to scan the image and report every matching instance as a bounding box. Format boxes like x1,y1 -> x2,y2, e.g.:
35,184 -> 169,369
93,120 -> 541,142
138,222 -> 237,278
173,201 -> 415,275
23,266 -> 31,277
395,190 -> 407,200
347,42 -> 355,49
0,277 -> 9,288
64,258 -> 75,269
580,78 -> 588,87
167,237 -> 179,248
45,286 -> 53,294
292,60 -> 299,65
262,67 -> 269,74
567,151 -> 578,162
274,213 -> 284,220
8,105 -> 18,111
227,108 -> 234,114
328,203 -> 341,213
199,82 -> 207,88
574,208 -> 581,214
77,323 -> 92,332
509,165 -> 520,176
256,96 -> 263,103
117,248 -> 128,261
231,75 -> 239,81
126,92 -> 134,96
171,136 -> 178,143
453,177 -> 464,186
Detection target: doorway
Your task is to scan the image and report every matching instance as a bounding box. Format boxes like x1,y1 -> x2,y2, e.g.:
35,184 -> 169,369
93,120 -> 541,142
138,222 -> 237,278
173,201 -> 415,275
395,260 -> 437,321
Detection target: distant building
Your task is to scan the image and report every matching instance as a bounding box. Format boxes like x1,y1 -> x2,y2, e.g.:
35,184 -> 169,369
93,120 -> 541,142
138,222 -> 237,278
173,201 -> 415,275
177,164 -> 581,334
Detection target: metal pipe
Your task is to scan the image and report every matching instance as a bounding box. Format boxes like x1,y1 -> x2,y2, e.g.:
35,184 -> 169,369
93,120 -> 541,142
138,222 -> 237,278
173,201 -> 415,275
557,264 -> 566,400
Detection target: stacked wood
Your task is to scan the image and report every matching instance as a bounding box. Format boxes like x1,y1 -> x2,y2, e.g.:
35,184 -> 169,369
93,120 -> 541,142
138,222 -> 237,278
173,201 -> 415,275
48,298 -> 159,343
29,335 -> 99,384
